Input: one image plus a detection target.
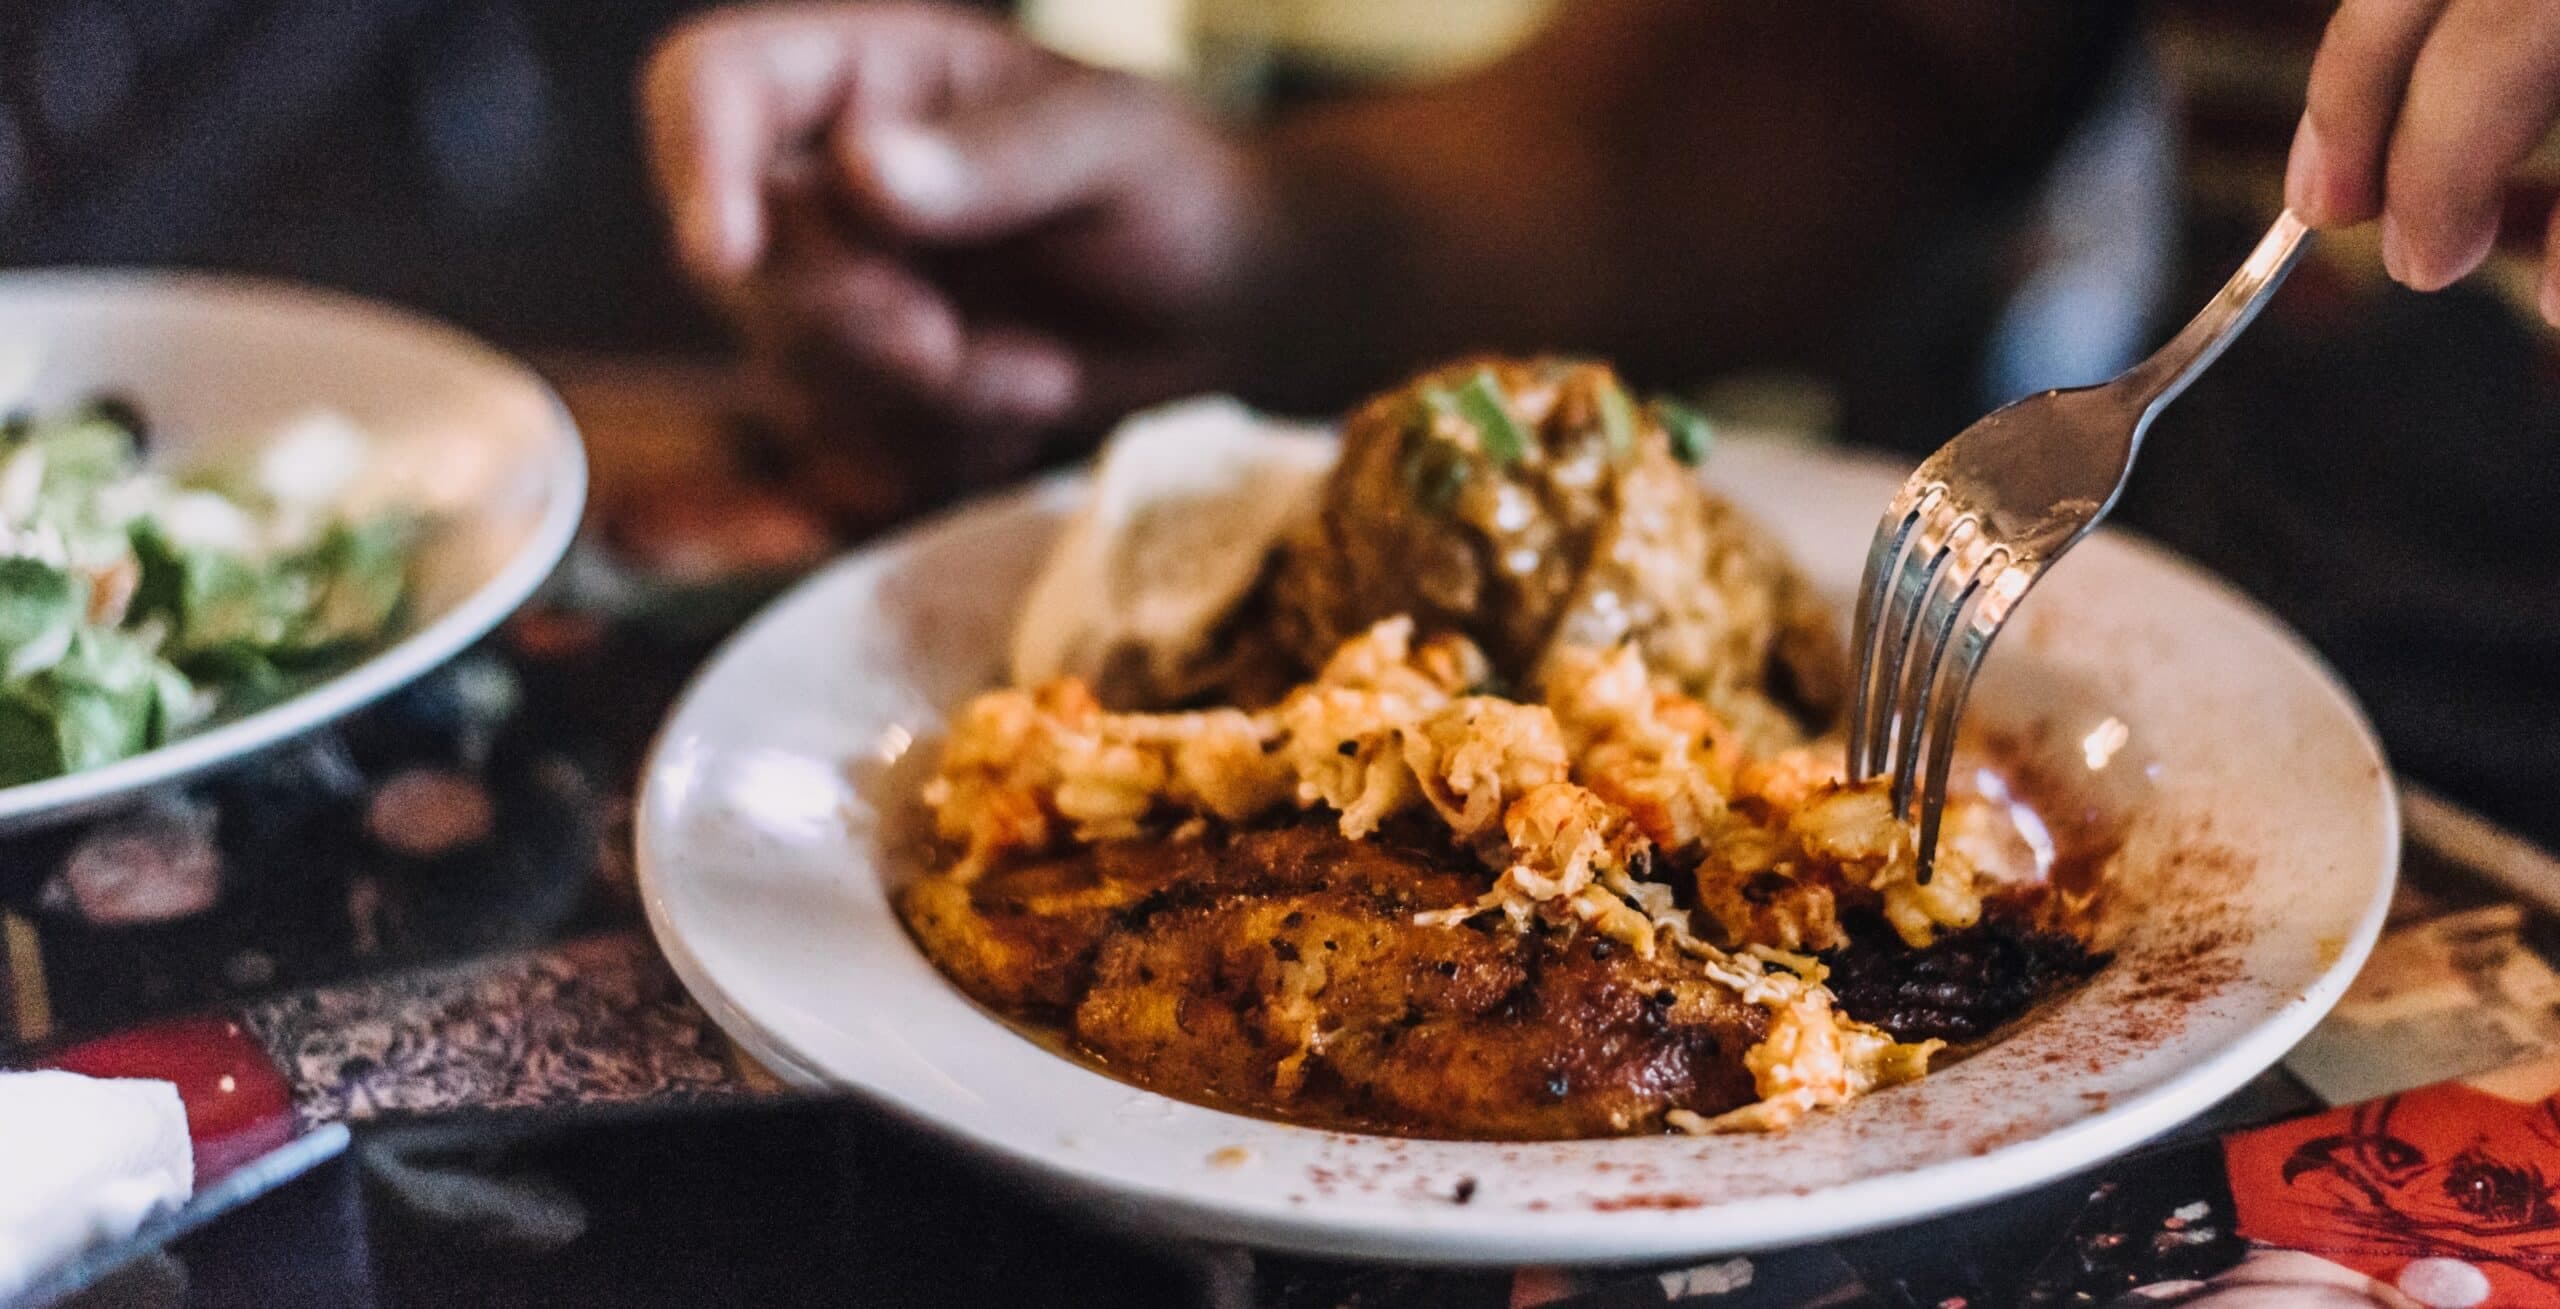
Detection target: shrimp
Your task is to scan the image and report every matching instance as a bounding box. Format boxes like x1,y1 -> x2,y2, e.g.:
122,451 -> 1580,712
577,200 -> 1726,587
924,682 -> 1290,875
1687,992 -> 1941,1133
1544,645 -> 1738,850
1790,783 -> 1983,947
1400,697 -> 1570,839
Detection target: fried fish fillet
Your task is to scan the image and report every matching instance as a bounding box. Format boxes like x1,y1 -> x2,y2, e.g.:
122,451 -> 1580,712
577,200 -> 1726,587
902,821 -> 1767,1139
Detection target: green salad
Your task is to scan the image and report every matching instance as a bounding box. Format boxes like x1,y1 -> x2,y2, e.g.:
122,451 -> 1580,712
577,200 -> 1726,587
0,397 -> 418,784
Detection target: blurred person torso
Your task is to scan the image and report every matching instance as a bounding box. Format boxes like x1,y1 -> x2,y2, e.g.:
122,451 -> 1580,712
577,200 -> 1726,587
0,0 -> 2144,411
0,0 -> 749,350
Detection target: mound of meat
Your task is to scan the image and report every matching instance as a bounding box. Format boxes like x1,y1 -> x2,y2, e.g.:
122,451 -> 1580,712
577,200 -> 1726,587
1269,358 -> 1843,748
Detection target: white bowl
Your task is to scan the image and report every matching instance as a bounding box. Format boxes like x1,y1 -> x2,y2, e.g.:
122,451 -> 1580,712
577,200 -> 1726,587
638,436 -> 2395,1264
0,271 -> 586,831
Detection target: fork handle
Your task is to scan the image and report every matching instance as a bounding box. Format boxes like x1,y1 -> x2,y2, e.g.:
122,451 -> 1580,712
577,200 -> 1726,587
2112,211 -> 2315,421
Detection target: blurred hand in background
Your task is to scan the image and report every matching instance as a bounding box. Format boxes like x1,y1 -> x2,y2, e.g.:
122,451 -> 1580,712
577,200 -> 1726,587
642,2 -> 1263,513
641,0 -> 2118,521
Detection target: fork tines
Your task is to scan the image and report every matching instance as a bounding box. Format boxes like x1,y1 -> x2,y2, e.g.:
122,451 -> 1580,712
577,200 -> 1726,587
1840,211 -> 2312,889
1846,484 -> 2029,885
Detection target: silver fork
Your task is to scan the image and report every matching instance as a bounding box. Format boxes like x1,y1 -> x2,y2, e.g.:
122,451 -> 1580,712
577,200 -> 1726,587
1845,210 -> 2314,882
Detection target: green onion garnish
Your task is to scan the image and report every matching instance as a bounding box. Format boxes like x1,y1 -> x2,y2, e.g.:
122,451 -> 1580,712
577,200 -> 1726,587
1597,380 -> 1636,459
1453,369 -> 1529,465
1652,396 -> 1714,465
1399,433 -> 1469,514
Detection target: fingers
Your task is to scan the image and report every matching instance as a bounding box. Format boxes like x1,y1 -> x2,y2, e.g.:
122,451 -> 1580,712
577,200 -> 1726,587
751,175 -> 1090,439
946,325 -> 1082,434
2293,0 -> 2560,296
639,4 -> 1221,489
2380,0 -> 2560,290
638,3 -> 1034,288
2291,0 -> 2451,227
756,232 -> 1084,437
829,74 -> 1180,245
762,250 -> 969,395
782,317 -> 1083,514
640,15 -> 828,287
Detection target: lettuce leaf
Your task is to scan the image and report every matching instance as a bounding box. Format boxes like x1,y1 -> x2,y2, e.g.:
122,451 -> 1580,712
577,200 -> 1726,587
0,692 -> 56,786
0,556 -> 80,681
298,516 -> 415,651
0,399 -> 415,784
27,414 -> 139,507
46,627 -> 168,771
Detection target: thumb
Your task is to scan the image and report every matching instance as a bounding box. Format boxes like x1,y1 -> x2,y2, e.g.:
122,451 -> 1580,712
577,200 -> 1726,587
831,73 -> 1180,244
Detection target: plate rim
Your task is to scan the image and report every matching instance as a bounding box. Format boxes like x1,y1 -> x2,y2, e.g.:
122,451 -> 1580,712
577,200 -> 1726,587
0,269 -> 589,829
637,459 -> 2399,1264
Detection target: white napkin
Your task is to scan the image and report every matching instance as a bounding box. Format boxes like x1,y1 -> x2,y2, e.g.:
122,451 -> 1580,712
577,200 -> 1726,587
0,1070 -> 194,1297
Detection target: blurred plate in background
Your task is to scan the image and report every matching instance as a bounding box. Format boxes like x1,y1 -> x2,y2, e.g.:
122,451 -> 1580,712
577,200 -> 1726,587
0,271 -> 585,832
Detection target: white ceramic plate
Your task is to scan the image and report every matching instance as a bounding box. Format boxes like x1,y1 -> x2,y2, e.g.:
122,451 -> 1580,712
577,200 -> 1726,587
0,271 -> 586,831
638,437 -> 2395,1264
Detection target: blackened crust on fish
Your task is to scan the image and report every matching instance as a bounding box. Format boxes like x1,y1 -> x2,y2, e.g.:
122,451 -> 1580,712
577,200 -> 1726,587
1820,911 -> 2109,1043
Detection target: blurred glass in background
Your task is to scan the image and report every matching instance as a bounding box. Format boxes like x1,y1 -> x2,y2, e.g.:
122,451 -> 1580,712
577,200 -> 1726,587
1025,0 -> 1558,107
